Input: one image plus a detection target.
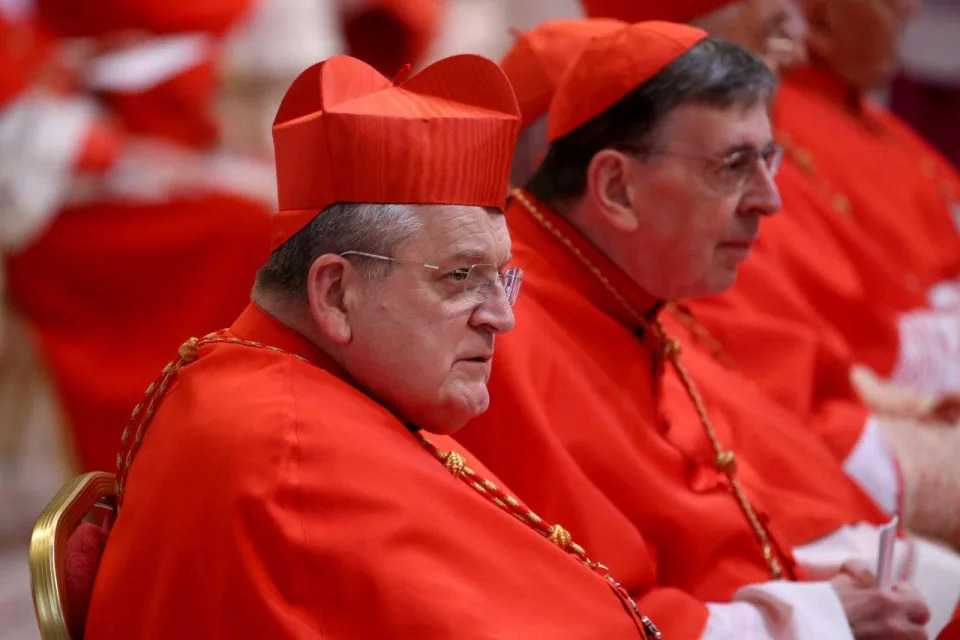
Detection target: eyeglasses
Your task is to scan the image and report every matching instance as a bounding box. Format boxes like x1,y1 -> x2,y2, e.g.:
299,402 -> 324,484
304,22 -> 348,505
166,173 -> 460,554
624,142 -> 784,194
339,251 -> 524,306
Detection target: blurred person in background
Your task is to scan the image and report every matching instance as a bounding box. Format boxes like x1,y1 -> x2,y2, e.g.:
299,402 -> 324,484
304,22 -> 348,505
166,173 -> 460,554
0,0 -> 275,476
775,0 -> 960,393
0,0 -> 85,541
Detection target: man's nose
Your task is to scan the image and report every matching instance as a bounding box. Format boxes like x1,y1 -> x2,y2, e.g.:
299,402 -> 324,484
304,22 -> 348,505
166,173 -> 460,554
742,163 -> 783,216
471,284 -> 516,334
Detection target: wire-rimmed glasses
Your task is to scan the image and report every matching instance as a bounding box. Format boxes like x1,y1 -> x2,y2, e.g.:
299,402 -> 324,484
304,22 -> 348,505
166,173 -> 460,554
622,142 -> 784,194
339,251 -> 524,305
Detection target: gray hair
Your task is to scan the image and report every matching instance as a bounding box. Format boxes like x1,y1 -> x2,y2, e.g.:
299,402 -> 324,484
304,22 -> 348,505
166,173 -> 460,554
252,202 -> 422,307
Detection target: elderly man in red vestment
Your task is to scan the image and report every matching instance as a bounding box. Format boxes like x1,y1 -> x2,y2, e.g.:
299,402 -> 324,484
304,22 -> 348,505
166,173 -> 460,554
458,20 -> 960,638
84,53 -> 662,639
579,0 -> 960,545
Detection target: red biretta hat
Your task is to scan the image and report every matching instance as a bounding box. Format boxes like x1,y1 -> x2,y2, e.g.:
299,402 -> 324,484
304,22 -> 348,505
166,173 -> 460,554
579,0 -> 738,24
271,54 -> 521,250
501,18 -> 627,131
548,21 -> 708,142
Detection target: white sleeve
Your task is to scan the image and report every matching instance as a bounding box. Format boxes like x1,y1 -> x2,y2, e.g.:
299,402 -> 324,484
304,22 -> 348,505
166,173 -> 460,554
0,90 -> 96,249
842,417 -> 900,514
703,582 -> 852,639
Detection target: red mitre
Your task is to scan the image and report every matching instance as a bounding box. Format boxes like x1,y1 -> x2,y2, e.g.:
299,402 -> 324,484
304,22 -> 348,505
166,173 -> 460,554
501,18 -> 627,132
548,21 -> 708,142
271,54 -> 521,250
579,0 -> 738,24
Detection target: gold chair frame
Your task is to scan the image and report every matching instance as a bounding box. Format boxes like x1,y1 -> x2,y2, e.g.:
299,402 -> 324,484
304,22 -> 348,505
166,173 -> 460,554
29,471 -> 117,640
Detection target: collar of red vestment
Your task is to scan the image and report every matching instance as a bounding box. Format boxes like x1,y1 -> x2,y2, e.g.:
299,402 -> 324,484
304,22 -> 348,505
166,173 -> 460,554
508,190 -> 661,332
230,303 -> 354,384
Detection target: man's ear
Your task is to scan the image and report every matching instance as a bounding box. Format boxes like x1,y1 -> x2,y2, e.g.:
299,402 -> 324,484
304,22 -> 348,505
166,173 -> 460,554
586,149 -> 640,232
306,254 -> 354,345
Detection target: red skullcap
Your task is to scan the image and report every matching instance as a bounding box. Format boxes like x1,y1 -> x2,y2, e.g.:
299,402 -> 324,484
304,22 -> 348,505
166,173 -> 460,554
548,21 -> 708,142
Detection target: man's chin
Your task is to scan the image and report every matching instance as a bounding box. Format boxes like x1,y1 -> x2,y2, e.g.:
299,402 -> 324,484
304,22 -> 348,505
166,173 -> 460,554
459,387 -> 491,420
453,386 -> 492,425
667,272 -> 738,302
417,389 -> 490,435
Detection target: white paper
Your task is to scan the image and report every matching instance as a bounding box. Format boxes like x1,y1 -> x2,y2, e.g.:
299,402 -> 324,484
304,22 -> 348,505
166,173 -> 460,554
876,515 -> 899,590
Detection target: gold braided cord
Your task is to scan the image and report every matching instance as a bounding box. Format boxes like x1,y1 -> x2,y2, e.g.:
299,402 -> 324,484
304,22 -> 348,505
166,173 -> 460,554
549,524 -> 573,549
420,438 -> 662,640
444,450 -> 466,477
116,333 -> 308,501
664,303 -> 735,369
667,353 -> 784,579
511,188 -> 785,580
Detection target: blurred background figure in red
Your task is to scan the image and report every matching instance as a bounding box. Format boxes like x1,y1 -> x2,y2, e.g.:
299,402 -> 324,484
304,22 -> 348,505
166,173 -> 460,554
1,0 -> 273,635
2,0 -> 274,477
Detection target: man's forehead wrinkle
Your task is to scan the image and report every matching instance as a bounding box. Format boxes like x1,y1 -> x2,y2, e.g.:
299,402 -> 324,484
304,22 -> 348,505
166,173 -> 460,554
444,248 -> 493,262
409,207 -> 485,251
436,239 -> 504,266
433,224 -> 492,255
407,207 -> 507,266
437,236 -> 512,268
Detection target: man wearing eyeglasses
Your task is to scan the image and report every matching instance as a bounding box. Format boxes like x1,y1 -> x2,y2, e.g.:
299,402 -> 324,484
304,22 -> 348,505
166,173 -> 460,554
585,0 -> 960,564
83,53 -> 663,639
457,20 -> 955,639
